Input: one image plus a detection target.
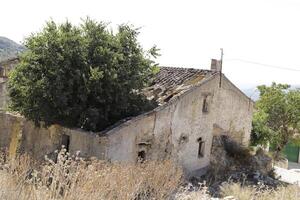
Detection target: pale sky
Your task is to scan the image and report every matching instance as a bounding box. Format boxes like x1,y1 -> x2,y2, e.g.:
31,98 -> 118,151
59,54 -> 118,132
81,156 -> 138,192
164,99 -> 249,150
1,0 -> 300,90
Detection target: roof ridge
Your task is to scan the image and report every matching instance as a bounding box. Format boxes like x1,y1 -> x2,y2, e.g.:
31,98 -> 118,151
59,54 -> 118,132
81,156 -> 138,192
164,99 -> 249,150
158,66 -> 211,72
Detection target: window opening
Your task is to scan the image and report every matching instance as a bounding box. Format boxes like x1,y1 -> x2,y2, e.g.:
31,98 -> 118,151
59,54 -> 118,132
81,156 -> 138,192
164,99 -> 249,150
202,96 -> 208,113
138,150 -> 146,162
62,134 -> 70,152
197,137 -> 205,158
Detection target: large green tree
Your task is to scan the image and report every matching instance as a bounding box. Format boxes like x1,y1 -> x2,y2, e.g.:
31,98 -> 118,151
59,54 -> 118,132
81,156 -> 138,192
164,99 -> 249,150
8,19 -> 158,131
251,83 -> 300,154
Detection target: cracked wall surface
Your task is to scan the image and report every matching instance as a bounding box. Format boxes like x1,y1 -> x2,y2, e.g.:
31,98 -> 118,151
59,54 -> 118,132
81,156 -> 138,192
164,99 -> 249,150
0,74 -> 253,175
105,74 -> 254,175
0,112 -> 107,160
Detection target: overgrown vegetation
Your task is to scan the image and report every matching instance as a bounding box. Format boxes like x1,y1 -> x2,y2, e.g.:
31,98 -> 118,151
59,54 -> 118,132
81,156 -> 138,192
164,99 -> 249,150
0,149 -> 299,200
8,19 -> 159,131
203,136 -> 279,197
251,83 -> 300,155
0,149 -> 182,200
220,182 -> 300,200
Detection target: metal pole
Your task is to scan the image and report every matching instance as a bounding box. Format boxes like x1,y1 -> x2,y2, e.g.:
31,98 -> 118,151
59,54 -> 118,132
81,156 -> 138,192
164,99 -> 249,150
219,48 -> 223,88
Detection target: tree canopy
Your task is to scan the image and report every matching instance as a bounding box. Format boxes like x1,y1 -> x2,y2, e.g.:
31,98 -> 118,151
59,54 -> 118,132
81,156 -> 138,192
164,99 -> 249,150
8,19 -> 158,131
251,83 -> 300,154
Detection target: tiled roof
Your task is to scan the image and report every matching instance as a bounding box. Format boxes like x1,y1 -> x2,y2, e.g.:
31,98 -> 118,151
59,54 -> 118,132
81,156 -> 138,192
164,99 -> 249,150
143,66 -> 214,105
153,67 -> 211,89
104,67 -> 216,134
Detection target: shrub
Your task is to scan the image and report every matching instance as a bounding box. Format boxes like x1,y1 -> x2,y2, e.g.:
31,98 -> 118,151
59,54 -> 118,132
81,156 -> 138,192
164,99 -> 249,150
0,149 -> 182,200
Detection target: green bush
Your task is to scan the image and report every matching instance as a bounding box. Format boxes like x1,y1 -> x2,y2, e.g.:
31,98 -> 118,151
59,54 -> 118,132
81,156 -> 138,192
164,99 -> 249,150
8,19 -> 158,131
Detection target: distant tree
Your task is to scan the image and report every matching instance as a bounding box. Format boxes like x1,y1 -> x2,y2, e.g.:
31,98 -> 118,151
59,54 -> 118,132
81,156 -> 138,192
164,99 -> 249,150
8,19 -> 158,131
251,83 -> 300,155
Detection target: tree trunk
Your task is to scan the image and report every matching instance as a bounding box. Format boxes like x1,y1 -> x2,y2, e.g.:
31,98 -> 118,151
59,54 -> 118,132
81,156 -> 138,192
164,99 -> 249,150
274,130 -> 289,160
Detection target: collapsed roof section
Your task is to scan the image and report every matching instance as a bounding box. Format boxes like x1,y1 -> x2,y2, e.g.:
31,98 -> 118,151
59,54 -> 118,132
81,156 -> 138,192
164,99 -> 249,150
143,66 -> 215,105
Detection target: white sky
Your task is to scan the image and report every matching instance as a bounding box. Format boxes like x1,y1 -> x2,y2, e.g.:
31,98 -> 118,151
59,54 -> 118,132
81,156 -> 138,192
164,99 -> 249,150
1,0 -> 300,90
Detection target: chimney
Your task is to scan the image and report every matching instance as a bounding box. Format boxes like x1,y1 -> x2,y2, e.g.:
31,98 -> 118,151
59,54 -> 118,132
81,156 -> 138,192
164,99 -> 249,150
210,59 -> 222,72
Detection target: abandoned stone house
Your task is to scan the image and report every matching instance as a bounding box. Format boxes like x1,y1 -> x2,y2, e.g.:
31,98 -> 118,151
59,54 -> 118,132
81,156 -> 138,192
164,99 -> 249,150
0,58 -> 254,175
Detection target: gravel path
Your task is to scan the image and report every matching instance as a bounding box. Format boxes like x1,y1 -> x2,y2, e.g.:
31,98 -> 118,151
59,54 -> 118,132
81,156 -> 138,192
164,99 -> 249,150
274,166 -> 300,185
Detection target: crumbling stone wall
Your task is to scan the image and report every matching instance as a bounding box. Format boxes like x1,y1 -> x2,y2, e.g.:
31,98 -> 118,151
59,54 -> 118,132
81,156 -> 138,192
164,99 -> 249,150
0,80 -> 8,110
0,112 -> 65,159
0,112 -> 13,149
0,112 -> 107,160
210,135 -> 272,175
210,136 -> 229,170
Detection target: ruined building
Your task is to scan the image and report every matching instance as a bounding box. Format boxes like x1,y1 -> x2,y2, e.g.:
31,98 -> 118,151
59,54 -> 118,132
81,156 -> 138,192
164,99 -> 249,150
0,59 -> 254,175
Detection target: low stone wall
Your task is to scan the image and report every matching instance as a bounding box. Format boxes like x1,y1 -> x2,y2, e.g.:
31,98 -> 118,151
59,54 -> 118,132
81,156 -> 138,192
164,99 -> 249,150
0,112 -> 64,159
0,112 -> 107,160
0,81 -> 8,110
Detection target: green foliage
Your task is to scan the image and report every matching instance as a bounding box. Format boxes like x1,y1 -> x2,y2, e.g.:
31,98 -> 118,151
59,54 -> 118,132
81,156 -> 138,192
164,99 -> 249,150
0,36 -> 25,62
251,83 -> 300,153
8,19 -> 158,131
251,112 -> 275,146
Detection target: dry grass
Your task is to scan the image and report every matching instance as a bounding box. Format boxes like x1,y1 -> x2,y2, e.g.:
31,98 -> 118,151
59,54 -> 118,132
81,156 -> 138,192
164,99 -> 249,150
220,182 -> 300,200
1,149 -> 300,200
174,183 -> 211,200
0,149 -> 182,200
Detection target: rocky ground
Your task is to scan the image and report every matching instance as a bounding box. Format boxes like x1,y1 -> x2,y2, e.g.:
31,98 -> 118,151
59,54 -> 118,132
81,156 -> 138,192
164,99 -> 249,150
190,135 -> 289,197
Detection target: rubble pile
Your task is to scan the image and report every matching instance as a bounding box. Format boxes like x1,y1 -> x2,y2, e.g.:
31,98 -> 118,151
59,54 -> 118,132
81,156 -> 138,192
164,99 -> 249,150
197,135 -> 284,196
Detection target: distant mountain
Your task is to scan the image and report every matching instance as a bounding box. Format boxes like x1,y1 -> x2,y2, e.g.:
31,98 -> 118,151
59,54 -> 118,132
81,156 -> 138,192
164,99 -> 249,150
242,85 -> 300,101
242,87 -> 260,101
0,36 -> 25,62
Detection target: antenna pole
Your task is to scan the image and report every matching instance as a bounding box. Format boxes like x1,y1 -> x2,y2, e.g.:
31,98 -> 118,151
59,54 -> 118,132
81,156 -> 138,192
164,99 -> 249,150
219,48 -> 223,88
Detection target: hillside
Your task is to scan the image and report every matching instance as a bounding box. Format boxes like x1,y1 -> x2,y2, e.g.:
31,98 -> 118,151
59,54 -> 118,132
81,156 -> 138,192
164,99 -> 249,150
0,36 -> 25,62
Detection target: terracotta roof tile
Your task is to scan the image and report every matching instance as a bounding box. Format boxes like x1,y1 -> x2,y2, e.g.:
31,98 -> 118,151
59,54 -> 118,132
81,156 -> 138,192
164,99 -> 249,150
143,66 -> 214,105
153,67 -> 210,89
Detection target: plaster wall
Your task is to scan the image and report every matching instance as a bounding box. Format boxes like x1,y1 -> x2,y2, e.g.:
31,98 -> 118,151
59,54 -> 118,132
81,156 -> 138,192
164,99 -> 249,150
213,76 -> 254,145
65,128 -> 107,159
169,77 -> 217,173
105,76 -> 216,173
105,74 -> 253,174
106,113 -> 156,162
